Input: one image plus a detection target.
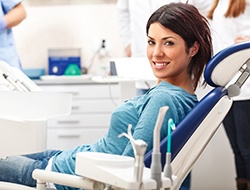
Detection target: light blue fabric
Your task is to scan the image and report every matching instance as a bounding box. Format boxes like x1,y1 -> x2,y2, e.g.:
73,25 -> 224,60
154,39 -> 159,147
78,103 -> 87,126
0,17 -> 6,30
51,81 -> 198,190
0,0 -> 23,69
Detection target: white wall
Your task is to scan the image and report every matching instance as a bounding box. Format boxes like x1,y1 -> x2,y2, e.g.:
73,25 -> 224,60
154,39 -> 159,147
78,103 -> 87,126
13,1 -> 124,74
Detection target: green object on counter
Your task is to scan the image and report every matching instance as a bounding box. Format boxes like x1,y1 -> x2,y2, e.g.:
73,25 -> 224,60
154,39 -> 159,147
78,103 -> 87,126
64,64 -> 81,76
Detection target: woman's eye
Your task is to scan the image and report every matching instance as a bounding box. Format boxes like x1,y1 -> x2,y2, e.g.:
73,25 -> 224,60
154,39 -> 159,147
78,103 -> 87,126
148,40 -> 155,45
165,41 -> 174,46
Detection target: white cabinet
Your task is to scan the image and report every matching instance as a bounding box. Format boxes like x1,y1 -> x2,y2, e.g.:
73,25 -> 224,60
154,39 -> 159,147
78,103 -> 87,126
37,82 -> 121,150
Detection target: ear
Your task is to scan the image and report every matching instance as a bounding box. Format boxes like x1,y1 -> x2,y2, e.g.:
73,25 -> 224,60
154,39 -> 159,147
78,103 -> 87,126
190,41 -> 200,57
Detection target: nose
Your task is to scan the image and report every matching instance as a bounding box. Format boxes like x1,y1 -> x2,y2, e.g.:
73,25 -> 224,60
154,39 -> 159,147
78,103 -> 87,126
152,44 -> 164,58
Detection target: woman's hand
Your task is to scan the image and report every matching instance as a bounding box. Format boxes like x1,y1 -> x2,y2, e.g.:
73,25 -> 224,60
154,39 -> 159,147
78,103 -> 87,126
234,36 -> 250,44
125,44 -> 132,57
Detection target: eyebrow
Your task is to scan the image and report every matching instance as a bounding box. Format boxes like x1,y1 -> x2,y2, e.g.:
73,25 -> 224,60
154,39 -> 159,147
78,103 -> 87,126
147,36 -> 177,40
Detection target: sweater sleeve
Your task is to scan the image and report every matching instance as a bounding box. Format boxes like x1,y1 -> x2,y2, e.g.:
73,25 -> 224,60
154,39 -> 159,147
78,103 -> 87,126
122,91 -> 179,157
1,0 -> 23,13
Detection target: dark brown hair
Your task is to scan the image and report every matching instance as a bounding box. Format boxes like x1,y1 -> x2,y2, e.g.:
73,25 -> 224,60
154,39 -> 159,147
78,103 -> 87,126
207,0 -> 246,19
146,3 -> 213,90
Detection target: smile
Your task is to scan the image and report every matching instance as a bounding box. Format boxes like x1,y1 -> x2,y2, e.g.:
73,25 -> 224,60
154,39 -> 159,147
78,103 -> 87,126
153,61 -> 170,68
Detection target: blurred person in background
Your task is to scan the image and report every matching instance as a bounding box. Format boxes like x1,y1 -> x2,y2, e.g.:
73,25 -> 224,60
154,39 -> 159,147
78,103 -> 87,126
208,0 -> 250,189
0,0 -> 26,69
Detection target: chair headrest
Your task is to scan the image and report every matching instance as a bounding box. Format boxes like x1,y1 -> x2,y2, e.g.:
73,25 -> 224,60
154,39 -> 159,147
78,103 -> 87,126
204,41 -> 250,87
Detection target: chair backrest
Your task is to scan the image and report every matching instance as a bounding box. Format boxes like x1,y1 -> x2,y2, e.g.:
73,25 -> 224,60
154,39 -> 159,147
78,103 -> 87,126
144,41 -> 250,187
144,86 -> 228,164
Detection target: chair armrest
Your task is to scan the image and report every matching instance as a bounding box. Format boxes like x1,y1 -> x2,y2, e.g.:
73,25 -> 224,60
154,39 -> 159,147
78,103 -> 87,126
0,182 -> 35,190
32,169 -> 99,190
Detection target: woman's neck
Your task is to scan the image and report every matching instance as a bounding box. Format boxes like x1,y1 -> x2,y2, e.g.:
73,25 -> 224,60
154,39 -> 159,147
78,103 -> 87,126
157,79 -> 195,94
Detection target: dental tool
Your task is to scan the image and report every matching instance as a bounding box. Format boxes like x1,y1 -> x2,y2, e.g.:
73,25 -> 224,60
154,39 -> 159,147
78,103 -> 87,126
150,106 -> 169,190
0,61 -> 38,92
3,73 -> 24,91
163,118 -> 176,182
118,124 -> 148,190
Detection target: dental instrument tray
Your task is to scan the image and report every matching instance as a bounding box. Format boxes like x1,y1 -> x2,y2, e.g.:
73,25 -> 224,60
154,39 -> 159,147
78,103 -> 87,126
75,152 -> 172,190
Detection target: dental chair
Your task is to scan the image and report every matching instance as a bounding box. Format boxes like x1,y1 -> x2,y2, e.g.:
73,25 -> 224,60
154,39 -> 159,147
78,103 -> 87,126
144,41 -> 250,189
0,61 -> 72,189
1,41 -> 250,190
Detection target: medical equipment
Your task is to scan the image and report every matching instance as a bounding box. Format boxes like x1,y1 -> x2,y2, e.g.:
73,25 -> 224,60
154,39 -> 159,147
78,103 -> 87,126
163,118 -> 176,182
0,60 -> 72,162
1,41 -> 250,190
118,124 -> 148,189
48,48 -> 81,76
150,106 -> 169,190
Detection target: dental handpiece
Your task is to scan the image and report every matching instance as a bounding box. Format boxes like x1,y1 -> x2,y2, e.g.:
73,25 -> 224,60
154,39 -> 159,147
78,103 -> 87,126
133,139 -> 147,186
151,106 -> 169,190
118,124 -> 148,189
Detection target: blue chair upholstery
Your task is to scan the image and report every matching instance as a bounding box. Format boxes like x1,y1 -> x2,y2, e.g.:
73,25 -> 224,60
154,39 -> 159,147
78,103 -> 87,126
144,86 -> 227,167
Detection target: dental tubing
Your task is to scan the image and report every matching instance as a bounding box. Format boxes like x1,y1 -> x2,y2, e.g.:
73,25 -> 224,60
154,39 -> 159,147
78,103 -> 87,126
163,118 -> 176,182
150,106 -> 169,190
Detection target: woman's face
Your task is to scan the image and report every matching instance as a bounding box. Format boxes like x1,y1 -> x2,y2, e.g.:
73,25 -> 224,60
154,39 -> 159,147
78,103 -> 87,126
147,22 -> 196,87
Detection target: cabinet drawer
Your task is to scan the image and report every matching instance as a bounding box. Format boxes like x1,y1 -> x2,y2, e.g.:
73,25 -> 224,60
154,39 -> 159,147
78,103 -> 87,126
48,114 -> 111,128
71,99 -> 119,113
47,128 -> 107,150
39,84 -> 120,99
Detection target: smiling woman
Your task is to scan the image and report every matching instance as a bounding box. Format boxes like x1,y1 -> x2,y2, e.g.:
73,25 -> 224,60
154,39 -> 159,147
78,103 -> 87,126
146,3 -> 212,91
147,23 -> 200,94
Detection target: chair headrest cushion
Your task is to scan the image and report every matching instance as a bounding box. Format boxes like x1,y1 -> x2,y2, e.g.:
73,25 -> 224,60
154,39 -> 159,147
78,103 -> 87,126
204,41 -> 250,87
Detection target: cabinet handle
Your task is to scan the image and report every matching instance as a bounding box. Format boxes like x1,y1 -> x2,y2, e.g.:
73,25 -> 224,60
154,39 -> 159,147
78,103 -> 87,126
58,134 -> 80,138
71,92 -> 79,96
72,106 -> 80,110
57,120 -> 80,124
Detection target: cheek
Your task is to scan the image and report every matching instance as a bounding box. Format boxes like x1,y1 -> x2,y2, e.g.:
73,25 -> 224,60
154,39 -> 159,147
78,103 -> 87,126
166,50 -> 179,60
147,47 -> 153,59
170,48 -> 188,61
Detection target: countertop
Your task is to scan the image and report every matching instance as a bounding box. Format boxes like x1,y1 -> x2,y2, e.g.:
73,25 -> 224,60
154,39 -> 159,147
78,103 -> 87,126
34,75 -> 140,85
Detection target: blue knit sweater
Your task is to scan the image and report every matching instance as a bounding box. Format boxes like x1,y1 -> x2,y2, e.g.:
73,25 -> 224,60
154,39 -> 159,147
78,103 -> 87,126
52,81 -> 198,190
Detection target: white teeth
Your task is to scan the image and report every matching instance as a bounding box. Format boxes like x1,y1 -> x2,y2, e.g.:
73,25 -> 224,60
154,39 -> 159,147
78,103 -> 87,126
155,62 -> 167,66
